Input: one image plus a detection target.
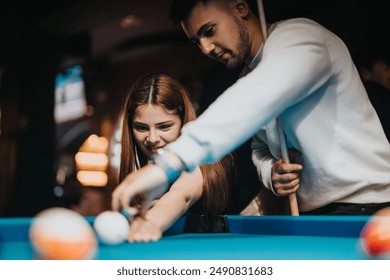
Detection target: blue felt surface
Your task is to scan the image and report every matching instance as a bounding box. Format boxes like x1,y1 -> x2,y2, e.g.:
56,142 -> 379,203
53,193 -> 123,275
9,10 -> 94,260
0,215 -> 370,260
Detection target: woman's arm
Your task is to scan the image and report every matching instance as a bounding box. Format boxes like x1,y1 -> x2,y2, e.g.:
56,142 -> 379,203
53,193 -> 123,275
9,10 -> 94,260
128,168 -> 203,242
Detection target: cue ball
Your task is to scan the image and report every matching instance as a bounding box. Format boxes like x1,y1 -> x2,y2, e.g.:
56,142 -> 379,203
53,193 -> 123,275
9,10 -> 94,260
29,207 -> 97,260
93,210 -> 130,245
360,207 -> 390,258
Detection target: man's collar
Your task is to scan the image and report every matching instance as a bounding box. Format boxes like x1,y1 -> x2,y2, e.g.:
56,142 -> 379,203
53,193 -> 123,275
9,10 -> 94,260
247,22 -> 278,71
239,44 -> 264,77
248,43 -> 264,70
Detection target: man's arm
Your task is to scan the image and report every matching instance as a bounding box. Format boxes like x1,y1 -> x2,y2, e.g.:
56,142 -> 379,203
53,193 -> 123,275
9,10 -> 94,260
168,19 -> 332,170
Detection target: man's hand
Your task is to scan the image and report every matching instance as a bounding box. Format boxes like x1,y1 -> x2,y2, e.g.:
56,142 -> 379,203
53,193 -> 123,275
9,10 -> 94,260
111,164 -> 169,216
271,149 -> 302,196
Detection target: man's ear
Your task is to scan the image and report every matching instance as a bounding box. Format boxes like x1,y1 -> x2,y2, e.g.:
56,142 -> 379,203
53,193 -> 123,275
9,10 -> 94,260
233,0 -> 250,18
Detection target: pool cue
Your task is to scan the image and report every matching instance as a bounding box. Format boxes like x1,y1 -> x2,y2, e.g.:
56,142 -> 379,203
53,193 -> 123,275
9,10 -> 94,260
256,0 -> 299,216
276,119 -> 299,216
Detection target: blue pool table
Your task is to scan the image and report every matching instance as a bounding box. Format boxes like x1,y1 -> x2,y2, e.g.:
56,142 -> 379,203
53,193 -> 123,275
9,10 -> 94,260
0,215 -> 370,260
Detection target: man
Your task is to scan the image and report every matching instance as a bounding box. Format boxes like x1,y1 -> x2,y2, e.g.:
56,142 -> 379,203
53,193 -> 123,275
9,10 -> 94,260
112,0 -> 390,216
355,52 -> 390,142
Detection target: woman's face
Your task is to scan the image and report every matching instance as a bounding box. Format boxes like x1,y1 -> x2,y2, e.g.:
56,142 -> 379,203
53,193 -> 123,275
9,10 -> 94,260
132,104 -> 182,156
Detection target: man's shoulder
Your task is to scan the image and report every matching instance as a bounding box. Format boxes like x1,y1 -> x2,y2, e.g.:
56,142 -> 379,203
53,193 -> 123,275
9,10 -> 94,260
271,17 -> 323,33
267,17 -> 328,47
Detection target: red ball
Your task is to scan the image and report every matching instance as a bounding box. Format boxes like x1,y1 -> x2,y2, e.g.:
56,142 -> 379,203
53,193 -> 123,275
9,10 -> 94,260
360,207 -> 390,258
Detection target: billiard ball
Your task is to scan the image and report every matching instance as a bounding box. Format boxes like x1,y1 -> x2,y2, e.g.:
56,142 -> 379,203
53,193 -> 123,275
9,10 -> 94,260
360,207 -> 390,258
29,207 -> 97,260
93,210 -> 130,245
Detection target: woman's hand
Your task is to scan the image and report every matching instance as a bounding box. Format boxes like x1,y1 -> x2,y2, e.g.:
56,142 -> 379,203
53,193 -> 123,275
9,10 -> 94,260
128,216 -> 162,242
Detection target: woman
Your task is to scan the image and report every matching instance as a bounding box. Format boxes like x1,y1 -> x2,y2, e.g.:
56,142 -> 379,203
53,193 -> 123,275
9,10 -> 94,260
118,72 -> 237,242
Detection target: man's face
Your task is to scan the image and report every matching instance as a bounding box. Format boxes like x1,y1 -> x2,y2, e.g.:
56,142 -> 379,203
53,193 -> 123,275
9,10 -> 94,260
181,1 -> 250,69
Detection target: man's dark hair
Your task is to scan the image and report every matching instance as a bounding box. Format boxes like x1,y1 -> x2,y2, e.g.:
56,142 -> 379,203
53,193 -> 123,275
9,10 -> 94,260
168,0 -> 258,25
354,50 -> 390,72
169,0 -> 209,25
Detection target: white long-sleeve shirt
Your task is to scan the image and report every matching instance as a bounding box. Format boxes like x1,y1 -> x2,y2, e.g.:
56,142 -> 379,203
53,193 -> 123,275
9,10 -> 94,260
167,18 -> 390,211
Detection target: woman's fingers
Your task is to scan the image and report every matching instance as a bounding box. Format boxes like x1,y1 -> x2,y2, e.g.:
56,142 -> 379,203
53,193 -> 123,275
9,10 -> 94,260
128,218 -> 162,242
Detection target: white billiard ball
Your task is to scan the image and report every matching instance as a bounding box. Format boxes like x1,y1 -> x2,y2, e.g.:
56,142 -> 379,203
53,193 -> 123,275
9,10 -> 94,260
93,210 -> 130,245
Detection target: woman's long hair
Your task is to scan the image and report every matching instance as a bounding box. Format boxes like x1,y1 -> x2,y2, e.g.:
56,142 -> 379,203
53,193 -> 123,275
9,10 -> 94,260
118,72 -> 236,214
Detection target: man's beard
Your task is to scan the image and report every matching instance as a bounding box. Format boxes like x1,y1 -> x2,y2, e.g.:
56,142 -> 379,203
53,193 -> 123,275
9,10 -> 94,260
223,16 -> 250,69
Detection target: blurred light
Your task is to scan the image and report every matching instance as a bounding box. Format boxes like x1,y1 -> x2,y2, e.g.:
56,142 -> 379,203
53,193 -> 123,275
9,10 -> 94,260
75,152 -> 108,171
109,120 -> 123,171
53,186 -> 64,197
54,65 -> 87,124
110,144 -> 121,169
85,105 -> 95,116
120,14 -> 140,28
79,134 -> 109,153
113,143 -> 121,155
88,134 -> 100,149
114,126 -> 122,142
76,134 -> 110,187
77,171 -> 108,187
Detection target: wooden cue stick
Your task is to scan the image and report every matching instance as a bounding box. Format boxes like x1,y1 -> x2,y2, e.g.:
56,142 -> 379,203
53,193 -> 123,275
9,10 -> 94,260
256,0 -> 299,216
277,120 -> 299,216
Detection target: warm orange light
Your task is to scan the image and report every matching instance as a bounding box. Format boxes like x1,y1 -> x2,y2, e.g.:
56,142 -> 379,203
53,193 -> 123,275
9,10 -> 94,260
79,134 -> 109,153
76,134 -> 110,188
77,171 -> 108,187
75,152 -> 108,171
